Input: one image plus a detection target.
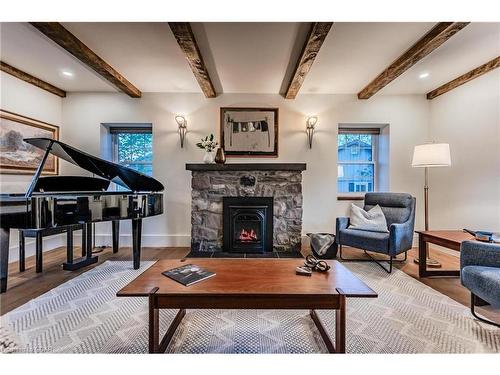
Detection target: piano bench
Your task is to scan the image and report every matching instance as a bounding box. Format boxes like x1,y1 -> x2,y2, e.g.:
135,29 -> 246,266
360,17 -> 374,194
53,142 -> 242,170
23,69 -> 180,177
18,224 -> 86,273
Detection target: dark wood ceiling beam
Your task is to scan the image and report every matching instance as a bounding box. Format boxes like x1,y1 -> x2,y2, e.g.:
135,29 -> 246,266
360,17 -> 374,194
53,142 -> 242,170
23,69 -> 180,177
426,56 -> 500,99
1,61 -> 66,97
29,22 -> 141,98
358,22 -> 469,100
168,22 -> 216,98
284,22 -> 333,99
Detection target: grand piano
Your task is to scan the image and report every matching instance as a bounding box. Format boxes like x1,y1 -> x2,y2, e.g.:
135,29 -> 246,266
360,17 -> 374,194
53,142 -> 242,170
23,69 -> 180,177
0,138 -> 164,293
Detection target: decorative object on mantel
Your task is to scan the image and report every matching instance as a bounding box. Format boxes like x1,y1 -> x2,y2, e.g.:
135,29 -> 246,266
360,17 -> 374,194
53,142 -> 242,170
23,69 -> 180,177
214,147 -> 226,164
196,134 -> 218,164
220,107 -> 279,157
0,109 -> 59,174
175,115 -> 187,148
306,116 -> 317,149
412,142 -> 451,268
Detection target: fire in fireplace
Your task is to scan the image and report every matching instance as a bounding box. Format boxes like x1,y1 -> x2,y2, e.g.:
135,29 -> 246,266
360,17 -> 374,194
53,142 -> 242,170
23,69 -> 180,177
223,197 -> 273,253
239,228 -> 258,242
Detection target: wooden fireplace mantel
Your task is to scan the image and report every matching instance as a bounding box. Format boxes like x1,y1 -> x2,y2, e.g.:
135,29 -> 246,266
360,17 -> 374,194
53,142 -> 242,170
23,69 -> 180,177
185,163 -> 306,172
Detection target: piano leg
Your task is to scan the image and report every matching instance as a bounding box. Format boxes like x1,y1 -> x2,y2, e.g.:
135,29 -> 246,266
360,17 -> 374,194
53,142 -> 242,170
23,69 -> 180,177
112,220 -> 120,254
35,231 -> 43,273
85,222 -> 92,260
1,228 -> 10,293
132,218 -> 142,270
81,225 -> 87,257
66,226 -> 74,265
19,230 -> 25,272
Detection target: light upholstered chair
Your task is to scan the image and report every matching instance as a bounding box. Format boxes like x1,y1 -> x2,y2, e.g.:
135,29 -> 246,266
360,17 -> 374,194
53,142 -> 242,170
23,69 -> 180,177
336,193 -> 416,273
460,240 -> 500,327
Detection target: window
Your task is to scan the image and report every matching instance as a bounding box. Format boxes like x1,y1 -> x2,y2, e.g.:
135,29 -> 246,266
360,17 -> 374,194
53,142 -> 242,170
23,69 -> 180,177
337,128 -> 379,196
110,127 -> 153,176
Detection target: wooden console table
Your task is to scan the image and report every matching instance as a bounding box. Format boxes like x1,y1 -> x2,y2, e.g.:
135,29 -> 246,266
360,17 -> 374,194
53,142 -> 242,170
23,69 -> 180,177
416,230 -> 475,277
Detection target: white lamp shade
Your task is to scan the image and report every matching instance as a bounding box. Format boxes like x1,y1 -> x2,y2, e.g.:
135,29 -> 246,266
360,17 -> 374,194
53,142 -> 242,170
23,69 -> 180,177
412,143 -> 451,167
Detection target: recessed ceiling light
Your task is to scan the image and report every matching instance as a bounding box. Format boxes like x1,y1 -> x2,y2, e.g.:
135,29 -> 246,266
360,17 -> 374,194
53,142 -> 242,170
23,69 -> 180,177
61,70 -> 74,78
418,72 -> 430,79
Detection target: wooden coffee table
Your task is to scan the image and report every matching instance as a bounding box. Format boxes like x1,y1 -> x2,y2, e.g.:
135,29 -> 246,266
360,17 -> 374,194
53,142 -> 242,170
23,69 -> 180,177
117,258 -> 377,354
416,230 -> 475,277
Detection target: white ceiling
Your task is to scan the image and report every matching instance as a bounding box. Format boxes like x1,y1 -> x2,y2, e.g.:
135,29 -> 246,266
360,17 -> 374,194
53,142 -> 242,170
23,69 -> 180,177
61,22 -> 200,92
200,22 -> 302,93
0,22 -> 117,92
0,22 -> 498,96
300,22 -> 435,94
381,22 -> 500,94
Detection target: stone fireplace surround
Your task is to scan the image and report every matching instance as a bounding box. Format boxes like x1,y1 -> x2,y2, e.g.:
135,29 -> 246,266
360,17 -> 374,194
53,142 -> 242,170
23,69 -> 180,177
186,163 -> 306,253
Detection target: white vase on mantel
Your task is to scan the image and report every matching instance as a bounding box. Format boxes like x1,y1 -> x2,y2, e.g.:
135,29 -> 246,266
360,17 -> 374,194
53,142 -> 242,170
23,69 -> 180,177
203,150 -> 215,164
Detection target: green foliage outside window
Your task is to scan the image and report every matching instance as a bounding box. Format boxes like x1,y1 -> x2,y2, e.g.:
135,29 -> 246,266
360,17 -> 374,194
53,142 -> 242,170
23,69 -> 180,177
116,133 -> 153,176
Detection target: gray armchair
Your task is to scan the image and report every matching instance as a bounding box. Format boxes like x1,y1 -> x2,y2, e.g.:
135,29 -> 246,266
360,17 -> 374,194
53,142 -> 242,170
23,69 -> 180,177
460,240 -> 500,327
336,193 -> 416,273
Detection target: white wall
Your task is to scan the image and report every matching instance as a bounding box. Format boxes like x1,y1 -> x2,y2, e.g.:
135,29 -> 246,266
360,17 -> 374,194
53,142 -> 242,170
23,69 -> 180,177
0,72 -> 63,192
428,71 -> 500,231
0,71 -> 63,260
4,73 -> 498,262
61,92 -> 429,248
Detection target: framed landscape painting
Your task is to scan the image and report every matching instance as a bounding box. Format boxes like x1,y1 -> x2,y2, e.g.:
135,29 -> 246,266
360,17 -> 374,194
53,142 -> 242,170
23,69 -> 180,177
220,107 -> 279,157
0,110 -> 59,174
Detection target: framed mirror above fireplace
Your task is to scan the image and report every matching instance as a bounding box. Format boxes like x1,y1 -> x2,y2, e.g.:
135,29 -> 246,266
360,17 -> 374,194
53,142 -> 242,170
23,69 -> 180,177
223,197 -> 273,253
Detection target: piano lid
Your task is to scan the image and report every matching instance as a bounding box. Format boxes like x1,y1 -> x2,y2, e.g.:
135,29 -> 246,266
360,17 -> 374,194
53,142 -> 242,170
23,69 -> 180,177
24,138 -> 164,192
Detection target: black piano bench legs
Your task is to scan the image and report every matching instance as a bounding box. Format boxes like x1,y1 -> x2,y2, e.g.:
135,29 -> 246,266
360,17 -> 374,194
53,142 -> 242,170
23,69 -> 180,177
63,223 -> 98,271
132,219 -> 142,270
1,228 -> 10,293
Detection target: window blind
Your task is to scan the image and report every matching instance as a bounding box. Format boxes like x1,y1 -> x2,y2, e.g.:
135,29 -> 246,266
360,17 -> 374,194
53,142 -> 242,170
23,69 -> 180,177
109,126 -> 152,134
338,127 -> 380,135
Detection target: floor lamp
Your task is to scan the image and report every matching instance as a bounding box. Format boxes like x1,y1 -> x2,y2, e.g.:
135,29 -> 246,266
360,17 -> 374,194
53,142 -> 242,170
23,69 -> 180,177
411,143 -> 451,268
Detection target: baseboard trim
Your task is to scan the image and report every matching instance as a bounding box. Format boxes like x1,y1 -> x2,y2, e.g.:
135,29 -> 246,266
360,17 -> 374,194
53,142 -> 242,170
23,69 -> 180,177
88,234 -> 191,247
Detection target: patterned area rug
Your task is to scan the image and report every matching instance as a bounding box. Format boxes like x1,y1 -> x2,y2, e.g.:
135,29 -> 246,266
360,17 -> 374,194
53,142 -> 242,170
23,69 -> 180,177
1,260 -> 498,353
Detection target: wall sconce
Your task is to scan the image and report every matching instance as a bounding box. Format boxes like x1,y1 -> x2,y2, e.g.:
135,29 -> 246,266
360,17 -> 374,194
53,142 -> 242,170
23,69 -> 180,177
175,115 -> 187,148
306,116 -> 317,149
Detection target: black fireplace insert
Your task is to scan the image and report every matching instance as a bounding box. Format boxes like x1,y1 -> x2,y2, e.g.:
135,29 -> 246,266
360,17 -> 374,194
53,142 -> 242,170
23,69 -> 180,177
223,197 -> 273,253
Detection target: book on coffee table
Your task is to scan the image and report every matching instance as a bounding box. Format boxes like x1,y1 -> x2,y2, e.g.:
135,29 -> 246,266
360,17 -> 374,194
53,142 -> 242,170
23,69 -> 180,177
162,264 -> 216,286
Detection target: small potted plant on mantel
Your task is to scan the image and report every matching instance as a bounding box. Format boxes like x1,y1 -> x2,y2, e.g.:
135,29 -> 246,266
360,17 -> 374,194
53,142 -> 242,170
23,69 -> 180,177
196,134 -> 218,164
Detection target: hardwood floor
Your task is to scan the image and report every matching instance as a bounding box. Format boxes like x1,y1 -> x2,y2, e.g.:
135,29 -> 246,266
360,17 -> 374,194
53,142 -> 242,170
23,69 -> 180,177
0,246 -> 188,315
1,244 -> 498,323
